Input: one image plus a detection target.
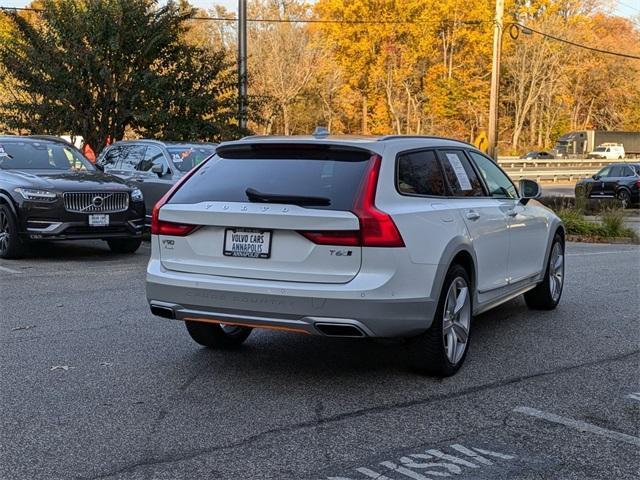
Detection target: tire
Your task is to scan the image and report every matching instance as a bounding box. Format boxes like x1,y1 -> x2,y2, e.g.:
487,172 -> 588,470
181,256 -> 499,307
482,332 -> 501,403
407,264 -> 472,377
616,189 -> 631,208
0,203 -> 26,259
185,321 -> 252,349
524,234 -> 564,310
106,238 -> 142,254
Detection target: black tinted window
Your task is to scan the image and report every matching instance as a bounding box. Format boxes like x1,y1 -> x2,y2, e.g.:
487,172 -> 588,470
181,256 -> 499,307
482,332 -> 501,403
609,165 -> 624,177
0,141 -> 92,171
169,146 -> 373,211
397,150 -> 446,196
438,150 -> 484,197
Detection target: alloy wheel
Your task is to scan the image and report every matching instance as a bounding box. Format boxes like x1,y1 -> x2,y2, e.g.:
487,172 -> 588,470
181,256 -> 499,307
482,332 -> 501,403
442,277 -> 471,365
548,242 -> 564,302
617,190 -> 630,208
0,210 -> 9,255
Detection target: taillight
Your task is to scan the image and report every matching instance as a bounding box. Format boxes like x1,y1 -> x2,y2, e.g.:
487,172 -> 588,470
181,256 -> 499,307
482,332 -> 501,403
299,230 -> 361,246
353,154 -> 404,247
635,179 -> 640,188
150,159 -> 209,236
152,220 -> 198,237
298,154 -> 405,248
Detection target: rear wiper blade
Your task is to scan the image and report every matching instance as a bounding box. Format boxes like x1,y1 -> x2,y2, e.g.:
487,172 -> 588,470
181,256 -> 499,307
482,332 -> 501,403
245,187 -> 330,206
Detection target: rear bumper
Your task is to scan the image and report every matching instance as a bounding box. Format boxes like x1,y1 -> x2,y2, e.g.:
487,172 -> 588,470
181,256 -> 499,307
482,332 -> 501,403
146,259 -> 438,338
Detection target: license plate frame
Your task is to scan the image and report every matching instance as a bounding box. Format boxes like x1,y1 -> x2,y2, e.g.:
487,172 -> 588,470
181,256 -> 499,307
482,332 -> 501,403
88,214 -> 110,227
223,228 -> 272,259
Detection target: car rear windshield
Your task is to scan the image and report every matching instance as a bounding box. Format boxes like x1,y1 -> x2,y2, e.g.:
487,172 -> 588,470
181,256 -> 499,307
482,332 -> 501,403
166,145 -> 216,172
0,141 -> 93,171
168,145 -> 373,211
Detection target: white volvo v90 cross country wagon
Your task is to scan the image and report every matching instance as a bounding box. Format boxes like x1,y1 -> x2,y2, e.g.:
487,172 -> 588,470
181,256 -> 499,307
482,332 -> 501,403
146,135 -> 565,376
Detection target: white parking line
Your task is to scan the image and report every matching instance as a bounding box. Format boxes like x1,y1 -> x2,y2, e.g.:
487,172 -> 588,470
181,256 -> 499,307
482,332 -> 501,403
566,251 -> 638,257
0,264 -> 21,274
625,392 -> 640,402
514,406 -> 640,447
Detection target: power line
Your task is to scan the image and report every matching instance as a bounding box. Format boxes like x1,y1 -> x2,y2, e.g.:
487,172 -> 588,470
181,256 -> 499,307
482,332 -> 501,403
615,0 -> 640,14
191,16 -> 488,25
514,22 -> 640,60
0,6 -> 489,25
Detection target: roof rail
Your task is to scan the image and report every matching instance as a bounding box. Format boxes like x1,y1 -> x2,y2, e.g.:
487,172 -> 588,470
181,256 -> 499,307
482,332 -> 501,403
377,135 -> 475,147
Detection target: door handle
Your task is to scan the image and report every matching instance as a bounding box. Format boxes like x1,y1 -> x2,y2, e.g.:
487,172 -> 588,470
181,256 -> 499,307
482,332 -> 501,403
506,209 -> 518,217
465,210 -> 480,221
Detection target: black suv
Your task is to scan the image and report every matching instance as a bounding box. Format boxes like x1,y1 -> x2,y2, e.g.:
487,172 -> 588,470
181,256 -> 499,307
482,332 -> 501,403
575,162 -> 640,207
0,136 -> 145,258
97,140 -> 217,224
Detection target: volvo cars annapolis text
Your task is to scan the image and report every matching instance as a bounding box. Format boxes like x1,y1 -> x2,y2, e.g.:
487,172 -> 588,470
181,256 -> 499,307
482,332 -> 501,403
146,135 -> 565,376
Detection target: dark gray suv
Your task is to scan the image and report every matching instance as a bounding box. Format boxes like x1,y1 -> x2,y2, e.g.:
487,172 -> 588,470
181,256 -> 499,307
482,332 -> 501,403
97,140 -> 217,224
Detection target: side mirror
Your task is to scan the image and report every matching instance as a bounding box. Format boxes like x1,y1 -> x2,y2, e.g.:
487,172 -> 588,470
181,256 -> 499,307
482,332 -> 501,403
151,164 -> 164,176
94,163 -> 104,172
592,174 -> 599,180
519,179 -> 541,205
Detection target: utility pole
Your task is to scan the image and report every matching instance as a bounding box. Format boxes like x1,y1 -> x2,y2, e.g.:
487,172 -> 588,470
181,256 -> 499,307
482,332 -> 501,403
238,0 -> 248,130
487,0 -> 504,159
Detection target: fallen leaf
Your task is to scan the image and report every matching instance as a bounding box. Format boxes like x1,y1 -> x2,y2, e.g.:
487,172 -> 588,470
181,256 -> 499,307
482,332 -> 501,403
100,362 -> 113,367
50,365 -> 74,371
11,325 -> 35,331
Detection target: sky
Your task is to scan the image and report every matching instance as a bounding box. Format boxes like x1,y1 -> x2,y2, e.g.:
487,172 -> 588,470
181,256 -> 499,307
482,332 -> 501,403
1,1 -> 237,12
0,0 -> 638,19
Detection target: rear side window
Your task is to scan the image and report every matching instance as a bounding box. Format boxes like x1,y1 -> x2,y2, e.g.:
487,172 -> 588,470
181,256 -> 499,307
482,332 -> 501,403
609,165 -> 625,177
437,150 -> 484,197
397,150 -> 446,196
621,166 -> 635,177
169,146 -> 373,211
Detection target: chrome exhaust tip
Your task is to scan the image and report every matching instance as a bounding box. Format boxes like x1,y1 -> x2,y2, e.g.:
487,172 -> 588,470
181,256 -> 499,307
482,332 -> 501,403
315,323 -> 366,337
150,304 -> 175,319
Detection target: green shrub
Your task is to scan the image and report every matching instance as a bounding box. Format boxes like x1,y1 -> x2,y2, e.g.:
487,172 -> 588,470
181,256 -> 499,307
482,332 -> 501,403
557,208 -> 605,236
557,207 -> 636,239
600,208 -> 636,239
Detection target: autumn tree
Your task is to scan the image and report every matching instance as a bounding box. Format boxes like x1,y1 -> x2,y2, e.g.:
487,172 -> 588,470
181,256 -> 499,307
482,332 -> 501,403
0,0 -> 243,152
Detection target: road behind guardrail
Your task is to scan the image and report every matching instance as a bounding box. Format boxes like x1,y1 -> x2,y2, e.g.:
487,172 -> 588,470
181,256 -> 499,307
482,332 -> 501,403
497,157 -> 615,183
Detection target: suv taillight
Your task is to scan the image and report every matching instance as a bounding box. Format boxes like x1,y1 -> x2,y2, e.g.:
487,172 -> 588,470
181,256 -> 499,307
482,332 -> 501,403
150,162 -> 207,236
299,155 -> 405,248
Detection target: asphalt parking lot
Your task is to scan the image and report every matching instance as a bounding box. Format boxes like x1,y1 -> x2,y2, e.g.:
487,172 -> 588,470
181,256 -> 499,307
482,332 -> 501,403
1,240 -> 639,480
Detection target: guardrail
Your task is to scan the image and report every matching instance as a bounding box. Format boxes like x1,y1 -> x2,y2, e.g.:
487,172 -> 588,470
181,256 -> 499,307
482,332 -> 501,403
496,157 -> 612,184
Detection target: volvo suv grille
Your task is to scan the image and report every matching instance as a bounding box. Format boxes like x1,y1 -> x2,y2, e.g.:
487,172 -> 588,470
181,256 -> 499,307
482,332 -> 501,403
63,192 -> 129,213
